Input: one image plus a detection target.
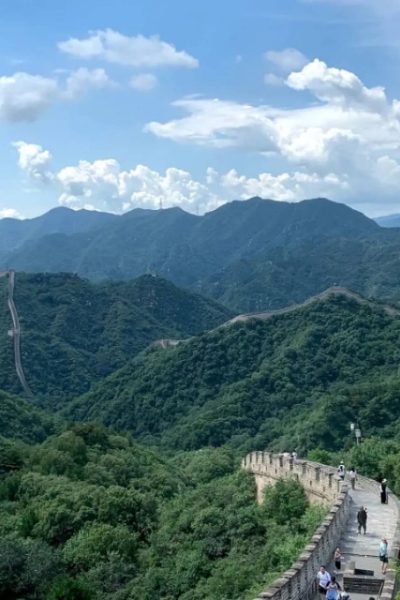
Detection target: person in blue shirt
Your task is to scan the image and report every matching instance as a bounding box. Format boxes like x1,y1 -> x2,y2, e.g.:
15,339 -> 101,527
379,538 -> 388,574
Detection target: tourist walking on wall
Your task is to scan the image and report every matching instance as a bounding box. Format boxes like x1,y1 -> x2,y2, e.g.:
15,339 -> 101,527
334,547 -> 342,571
337,462 -> 346,480
326,576 -> 341,600
317,565 -> 331,598
357,506 -> 367,534
380,479 -> 388,504
348,467 -> 357,490
379,538 -> 388,574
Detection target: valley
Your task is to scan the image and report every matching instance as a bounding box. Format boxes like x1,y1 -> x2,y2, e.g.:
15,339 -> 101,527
2,199 -> 400,600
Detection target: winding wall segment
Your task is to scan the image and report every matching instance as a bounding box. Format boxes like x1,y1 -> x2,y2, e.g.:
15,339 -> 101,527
242,453 -> 400,600
0,270 -> 33,397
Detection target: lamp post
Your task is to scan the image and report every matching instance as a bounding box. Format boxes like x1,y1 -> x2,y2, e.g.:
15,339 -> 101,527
350,422 -> 361,446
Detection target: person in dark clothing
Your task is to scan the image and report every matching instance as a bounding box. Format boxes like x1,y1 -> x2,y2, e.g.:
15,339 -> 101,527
334,547 -> 342,571
357,506 -> 367,534
380,479 -> 388,504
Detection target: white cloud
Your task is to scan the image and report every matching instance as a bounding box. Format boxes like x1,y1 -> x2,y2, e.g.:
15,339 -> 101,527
265,48 -> 308,72
146,98 -> 278,151
286,59 -> 388,113
0,72 -> 58,122
13,141 -> 348,214
58,29 -> 199,69
0,67 -> 114,122
13,141 -> 53,182
144,58 -> 400,206
64,67 -> 114,99
130,73 -> 158,92
0,207 -> 22,219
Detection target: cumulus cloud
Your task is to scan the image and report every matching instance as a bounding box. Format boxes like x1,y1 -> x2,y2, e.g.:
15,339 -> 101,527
0,67 -> 114,122
0,207 -> 22,219
287,59 -> 388,113
58,29 -> 199,69
0,72 -> 58,122
64,67 -> 114,99
265,48 -> 308,72
145,58 -> 400,199
13,140 -> 350,213
13,141 -> 53,182
130,73 -> 158,91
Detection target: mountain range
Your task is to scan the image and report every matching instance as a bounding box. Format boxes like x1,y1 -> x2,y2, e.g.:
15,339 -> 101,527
3,197 -> 400,311
64,289 -> 400,453
0,272 -> 232,404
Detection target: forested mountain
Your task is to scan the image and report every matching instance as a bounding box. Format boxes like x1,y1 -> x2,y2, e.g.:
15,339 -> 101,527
200,236 -> 400,311
3,198 -> 400,312
0,272 -> 232,404
65,292 -> 400,452
376,214 -> 400,228
0,389 -> 58,443
0,207 -> 117,259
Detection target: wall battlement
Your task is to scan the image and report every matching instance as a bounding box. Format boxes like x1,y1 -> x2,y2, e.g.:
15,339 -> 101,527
242,452 -> 350,600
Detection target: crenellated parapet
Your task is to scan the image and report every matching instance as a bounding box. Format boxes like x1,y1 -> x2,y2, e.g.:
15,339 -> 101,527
241,452 -> 351,600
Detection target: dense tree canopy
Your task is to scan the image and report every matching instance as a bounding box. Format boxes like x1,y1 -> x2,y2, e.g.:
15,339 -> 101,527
0,423 -> 324,600
66,295 -> 400,453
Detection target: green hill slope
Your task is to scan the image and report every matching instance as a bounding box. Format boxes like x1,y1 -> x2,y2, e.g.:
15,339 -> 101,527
0,389 -> 58,443
199,236 -> 400,311
0,272 -> 233,404
65,292 -> 400,452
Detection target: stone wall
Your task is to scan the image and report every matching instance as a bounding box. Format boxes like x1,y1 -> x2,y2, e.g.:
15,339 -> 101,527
241,452 -> 351,600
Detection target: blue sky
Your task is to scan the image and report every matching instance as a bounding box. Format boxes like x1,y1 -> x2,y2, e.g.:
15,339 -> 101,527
1,0 -> 400,218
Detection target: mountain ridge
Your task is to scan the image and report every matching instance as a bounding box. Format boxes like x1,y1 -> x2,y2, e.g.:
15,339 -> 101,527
1,197 -> 391,313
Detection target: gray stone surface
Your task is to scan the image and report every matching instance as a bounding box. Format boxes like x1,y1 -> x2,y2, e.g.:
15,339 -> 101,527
325,477 -> 399,598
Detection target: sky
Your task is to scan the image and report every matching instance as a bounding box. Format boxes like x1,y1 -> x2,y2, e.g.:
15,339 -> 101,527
1,0 -> 400,219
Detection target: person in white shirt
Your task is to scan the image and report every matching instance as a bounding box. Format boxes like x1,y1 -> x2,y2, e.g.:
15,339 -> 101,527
337,462 -> 346,480
348,467 -> 357,490
317,565 -> 331,598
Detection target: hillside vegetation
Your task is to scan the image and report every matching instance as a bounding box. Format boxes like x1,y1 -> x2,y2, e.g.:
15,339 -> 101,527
0,423 -> 324,600
0,273 -> 232,404
4,198 -> 400,311
66,293 -> 400,452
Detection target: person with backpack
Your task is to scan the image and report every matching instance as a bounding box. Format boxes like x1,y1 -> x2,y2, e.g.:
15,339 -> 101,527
326,576 -> 341,600
357,506 -> 367,534
317,565 -> 331,598
338,462 -> 346,481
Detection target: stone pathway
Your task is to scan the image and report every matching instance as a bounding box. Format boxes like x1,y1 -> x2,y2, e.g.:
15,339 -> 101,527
327,477 -> 398,599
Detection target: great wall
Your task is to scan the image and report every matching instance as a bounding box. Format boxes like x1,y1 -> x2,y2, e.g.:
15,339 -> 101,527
242,452 -> 400,600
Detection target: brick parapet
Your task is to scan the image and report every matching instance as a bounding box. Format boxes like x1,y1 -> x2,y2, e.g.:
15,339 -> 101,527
241,452 -> 350,600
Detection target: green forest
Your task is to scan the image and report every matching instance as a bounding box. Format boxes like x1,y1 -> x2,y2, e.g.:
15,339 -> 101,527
0,423 -> 325,599
0,273 -> 232,405
66,294 -> 400,453
3,276 -> 400,598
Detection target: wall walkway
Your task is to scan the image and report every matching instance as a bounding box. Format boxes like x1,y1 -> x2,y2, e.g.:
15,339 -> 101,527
242,452 -> 400,600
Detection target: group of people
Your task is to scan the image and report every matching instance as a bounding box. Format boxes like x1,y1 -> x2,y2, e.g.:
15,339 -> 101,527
337,462 -> 357,489
281,451 -> 297,461
316,513 -> 390,599
338,462 -> 389,504
317,536 -> 388,599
